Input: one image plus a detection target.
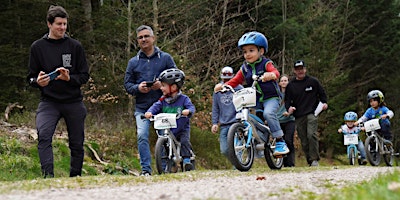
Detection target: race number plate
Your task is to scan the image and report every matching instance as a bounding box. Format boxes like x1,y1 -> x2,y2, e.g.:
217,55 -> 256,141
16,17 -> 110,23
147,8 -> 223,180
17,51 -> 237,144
343,134 -> 358,145
232,88 -> 256,111
154,113 -> 177,129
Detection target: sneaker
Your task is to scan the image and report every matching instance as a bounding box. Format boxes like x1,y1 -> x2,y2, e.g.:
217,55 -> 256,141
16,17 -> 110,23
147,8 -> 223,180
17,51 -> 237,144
273,141 -> 289,156
184,163 -> 193,171
361,159 -> 368,165
183,158 -> 193,171
310,160 -> 319,167
140,171 -> 151,176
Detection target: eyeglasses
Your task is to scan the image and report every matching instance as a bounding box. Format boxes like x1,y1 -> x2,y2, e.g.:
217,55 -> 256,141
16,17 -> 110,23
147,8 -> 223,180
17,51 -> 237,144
137,35 -> 152,40
222,72 -> 233,76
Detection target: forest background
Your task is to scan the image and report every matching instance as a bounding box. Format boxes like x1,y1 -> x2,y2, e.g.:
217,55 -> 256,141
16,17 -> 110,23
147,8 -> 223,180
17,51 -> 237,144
1,0 -> 400,176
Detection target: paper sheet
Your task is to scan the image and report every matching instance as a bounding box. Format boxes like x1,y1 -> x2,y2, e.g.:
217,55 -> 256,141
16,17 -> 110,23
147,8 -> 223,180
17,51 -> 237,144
314,101 -> 324,116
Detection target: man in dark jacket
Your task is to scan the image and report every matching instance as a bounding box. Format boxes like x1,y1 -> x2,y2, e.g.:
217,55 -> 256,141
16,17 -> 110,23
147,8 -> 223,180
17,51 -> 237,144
124,25 -> 176,176
27,5 -> 90,178
284,60 -> 328,167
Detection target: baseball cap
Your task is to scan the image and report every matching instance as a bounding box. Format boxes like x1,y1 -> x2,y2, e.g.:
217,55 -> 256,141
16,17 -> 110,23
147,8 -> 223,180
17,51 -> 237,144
220,66 -> 234,79
294,60 -> 305,68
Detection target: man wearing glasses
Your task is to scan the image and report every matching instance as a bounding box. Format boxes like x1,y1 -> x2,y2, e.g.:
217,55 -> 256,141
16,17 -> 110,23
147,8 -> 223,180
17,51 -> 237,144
124,25 -> 177,176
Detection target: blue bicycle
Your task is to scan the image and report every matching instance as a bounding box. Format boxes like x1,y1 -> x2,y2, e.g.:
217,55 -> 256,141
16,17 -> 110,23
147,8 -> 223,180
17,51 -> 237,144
340,128 -> 364,165
222,75 -> 283,171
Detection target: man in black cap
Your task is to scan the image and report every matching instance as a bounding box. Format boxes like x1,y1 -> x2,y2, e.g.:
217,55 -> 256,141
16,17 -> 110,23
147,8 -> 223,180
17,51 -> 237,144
284,60 -> 328,167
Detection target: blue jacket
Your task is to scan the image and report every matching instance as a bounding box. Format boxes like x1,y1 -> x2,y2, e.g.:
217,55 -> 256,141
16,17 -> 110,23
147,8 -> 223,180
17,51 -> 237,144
124,47 -> 176,112
212,82 -> 243,126
147,93 -> 196,135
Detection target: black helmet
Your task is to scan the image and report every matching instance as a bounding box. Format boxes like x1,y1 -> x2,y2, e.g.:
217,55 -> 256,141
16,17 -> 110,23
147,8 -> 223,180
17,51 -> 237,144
367,90 -> 384,103
159,68 -> 185,89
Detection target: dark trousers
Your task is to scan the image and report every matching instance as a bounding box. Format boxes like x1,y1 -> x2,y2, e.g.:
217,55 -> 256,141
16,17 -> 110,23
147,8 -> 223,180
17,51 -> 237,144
36,101 -> 87,177
281,121 -> 296,167
174,130 -> 192,159
295,114 -> 319,164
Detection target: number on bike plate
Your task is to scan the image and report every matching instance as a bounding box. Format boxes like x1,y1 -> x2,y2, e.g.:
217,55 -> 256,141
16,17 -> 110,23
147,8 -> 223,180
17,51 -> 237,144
343,134 -> 358,145
154,113 -> 177,129
364,119 -> 381,132
232,88 -> 256,111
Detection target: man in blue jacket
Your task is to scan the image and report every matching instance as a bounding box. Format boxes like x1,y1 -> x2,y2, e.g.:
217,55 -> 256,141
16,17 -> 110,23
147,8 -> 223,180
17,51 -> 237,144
124,25 -> 176,176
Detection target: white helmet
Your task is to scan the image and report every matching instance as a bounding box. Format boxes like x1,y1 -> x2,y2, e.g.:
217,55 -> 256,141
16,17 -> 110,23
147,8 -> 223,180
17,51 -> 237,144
220,66 -> 234,79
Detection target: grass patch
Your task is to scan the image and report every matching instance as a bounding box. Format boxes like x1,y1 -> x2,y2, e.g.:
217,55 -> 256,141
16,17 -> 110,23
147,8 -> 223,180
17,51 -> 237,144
319,169 -> 400,200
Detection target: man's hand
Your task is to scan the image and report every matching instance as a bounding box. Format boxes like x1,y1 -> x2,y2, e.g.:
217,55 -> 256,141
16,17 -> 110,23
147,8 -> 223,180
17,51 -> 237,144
37,71 -> 50,87
211,124 -> 219,134
57,67 -> 70,81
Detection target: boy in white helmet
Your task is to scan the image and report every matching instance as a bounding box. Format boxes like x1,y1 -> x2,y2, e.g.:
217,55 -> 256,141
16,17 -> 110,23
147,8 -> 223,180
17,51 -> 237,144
212,66 -> 243,160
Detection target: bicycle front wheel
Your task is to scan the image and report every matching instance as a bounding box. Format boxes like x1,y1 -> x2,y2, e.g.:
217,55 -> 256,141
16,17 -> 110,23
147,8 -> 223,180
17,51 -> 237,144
155,137 -> 175,174
227,123 -> 254,171
365,136 -> 381,166
348,147 -> 356,165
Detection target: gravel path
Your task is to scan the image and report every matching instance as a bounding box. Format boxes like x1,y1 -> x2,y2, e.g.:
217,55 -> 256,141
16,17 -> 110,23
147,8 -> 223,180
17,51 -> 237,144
1,166 -> 398,200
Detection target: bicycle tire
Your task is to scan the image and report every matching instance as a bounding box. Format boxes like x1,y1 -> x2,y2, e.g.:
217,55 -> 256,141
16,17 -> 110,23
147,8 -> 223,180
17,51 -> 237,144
227,122 -> 254,171
264,142 -> 283,170
365,136 -> 381,166
349,147 -> 355,165
383,144 -> 394,166
155,137 -> 174,174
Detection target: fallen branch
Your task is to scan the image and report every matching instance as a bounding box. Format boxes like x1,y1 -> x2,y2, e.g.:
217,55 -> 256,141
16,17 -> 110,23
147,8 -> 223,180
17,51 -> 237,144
4,102 -> 24,122
86,143 -> 139,176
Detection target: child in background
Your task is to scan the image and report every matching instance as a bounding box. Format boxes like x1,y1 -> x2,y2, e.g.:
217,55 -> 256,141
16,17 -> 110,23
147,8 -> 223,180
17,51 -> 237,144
214,31 -> 289,156
354,90 -> 394,141
212,66 -> 243,159
145,69 -> 196,171
338,111 -> 367,165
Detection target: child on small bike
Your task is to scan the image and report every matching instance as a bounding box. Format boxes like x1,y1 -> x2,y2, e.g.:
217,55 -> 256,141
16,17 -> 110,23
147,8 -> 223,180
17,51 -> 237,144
338,111 -> 367,165
354,90 -> 394,141
214,31 -> 289,156
145,68 -> 196,171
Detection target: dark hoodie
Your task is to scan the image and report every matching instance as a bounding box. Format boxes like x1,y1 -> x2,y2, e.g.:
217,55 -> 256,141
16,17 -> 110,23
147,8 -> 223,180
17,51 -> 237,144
27,33 -> 90,103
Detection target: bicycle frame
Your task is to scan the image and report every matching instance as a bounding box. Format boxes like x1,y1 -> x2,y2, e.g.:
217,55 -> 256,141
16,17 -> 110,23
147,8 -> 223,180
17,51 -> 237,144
156,129 -> 182,163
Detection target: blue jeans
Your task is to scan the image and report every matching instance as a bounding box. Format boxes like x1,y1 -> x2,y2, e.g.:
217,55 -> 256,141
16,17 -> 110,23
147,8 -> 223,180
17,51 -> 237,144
134,112 -> 152,173
219,125 -> 231,157
357,140 -> 366,159
257,97 -> 283,138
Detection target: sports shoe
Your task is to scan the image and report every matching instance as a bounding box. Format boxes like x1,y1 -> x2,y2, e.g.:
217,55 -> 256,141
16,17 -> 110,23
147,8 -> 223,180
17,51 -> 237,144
140,171 -> 151,176
310,160 -> 319,167
361,159 -> 368,165
273,141 -> 289,156
183,158 -> 193,171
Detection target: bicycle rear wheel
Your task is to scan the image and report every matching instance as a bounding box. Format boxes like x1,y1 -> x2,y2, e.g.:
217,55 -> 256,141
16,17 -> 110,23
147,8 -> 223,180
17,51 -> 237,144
365,136 -> 381,166
383,144 -> 394,166
155,137 -> 175,174
227,123 -> 254,171
264,140 -> 283,170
